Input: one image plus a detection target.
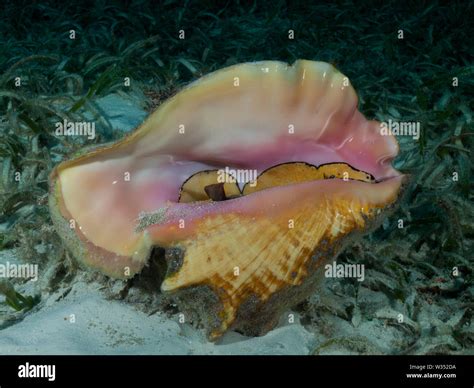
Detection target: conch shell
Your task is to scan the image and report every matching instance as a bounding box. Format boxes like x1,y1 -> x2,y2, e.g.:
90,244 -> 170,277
49,60 -> 404,339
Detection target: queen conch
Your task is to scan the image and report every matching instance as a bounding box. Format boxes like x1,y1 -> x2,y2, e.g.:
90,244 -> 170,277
49,60 -> 405,339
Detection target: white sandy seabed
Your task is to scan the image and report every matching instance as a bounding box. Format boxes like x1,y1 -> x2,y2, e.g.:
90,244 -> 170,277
0,275 -> 317,355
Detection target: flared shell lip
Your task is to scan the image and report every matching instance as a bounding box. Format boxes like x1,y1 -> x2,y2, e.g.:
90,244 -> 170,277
50,59 -> 401,183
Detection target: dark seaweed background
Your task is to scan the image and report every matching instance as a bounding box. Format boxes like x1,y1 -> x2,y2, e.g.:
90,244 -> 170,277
0,0 -> 473,354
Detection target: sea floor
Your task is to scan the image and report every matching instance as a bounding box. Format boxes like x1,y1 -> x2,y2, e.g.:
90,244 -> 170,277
0,246 -> 471,355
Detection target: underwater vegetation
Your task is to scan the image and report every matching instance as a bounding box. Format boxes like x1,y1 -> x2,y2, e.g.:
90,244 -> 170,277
0,1 -> 473,353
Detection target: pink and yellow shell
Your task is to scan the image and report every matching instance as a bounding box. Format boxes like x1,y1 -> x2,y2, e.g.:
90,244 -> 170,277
49,60 -> 405,339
